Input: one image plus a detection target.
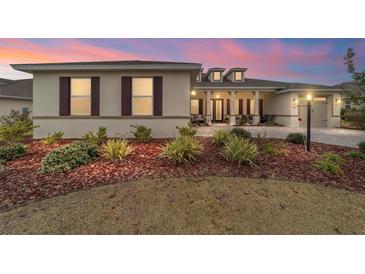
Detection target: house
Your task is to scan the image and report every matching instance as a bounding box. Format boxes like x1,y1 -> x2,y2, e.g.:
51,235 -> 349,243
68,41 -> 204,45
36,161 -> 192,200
11,60 -> 343,139
0,78 -> 33,117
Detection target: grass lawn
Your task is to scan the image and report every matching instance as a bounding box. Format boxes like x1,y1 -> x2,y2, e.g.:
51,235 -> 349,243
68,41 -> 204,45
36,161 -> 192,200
1,177 -> 365,234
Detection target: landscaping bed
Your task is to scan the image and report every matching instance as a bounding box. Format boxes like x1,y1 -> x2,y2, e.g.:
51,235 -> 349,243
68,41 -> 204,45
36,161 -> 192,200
1,137 -> 365,212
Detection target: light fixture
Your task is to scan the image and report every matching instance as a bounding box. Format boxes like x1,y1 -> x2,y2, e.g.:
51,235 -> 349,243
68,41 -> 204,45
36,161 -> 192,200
306,94 -> 312,101
335,98 -> 341,104
293,98 -> 298,104
215,94 -> 220,99
191,90 -> 196,96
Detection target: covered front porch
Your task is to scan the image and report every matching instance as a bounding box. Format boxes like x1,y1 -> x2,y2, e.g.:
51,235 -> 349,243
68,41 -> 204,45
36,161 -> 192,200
190,89 -> 274,126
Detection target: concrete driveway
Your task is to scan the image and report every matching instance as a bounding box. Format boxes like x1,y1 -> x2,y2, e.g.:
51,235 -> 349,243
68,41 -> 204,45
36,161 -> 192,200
196,125 -> 365,148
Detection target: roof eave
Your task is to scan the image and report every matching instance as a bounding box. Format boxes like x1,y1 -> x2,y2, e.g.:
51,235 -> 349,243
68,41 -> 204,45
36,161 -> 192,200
276,88 -> 343,94
11,63 -> 202,73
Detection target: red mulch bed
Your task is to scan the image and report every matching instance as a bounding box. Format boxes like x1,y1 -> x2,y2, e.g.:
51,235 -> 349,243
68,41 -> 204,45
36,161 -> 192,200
1,138 -> 365,212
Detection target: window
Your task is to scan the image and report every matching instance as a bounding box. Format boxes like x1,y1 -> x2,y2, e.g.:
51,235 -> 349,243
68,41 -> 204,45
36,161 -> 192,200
213,71 -> 221,81
234,71 -> 243,81
132,78 -> 153,115
196,72 -> 201,82
71,78 -> 91,115
235,99 -> 239,114
191,99 -> 199,114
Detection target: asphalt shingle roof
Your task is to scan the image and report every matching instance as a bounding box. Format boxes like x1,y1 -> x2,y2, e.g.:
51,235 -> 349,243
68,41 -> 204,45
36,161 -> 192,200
0,79 -> 33,99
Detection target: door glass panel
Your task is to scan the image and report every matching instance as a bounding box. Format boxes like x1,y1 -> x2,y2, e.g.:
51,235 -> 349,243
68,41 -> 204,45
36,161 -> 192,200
215,100 -> 222,121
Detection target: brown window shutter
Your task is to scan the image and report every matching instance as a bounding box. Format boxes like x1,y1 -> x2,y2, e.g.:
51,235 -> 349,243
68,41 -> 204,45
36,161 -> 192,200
198,99 -> 203,115
246,99 -> 251,114
226,99 -> 230,115
259,99 -> 263,116
59,77 -> 70,116
121,77 -> 132,116
91,77 -> 100,116
153,76 -> 163,116
238,99 -> 243,115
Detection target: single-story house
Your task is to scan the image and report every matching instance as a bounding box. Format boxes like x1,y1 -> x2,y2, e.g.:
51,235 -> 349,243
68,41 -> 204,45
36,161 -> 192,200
0,78 -> 33,117
11,60 -> 342,138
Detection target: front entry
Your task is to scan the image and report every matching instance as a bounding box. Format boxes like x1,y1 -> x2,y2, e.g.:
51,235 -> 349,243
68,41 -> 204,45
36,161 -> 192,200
211,99 -> 224,122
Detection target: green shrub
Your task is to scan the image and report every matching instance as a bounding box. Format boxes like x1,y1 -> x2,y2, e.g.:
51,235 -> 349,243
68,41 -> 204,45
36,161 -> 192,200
82,127 -> 107,146
222,136 -> 257,166
40,131 -> 64,145
285,133 -> 306,144
314,152 -> 343,175
359,141 -> 365,154
346,150 -> 365,160
160,136 -> 202,164
176,123 -> 197,137
230,128 -> 251,139
0,143 -> 27,164
212,130 -> 231,147
262,142 -> 287,157
102,139 -> 133,160
130,124 -> 152,142
40,143 -> 98,174
0,110 -> 36,143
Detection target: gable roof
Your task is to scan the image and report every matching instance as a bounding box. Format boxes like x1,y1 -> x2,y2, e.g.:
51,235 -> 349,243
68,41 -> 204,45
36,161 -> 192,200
0,79 -> 33,100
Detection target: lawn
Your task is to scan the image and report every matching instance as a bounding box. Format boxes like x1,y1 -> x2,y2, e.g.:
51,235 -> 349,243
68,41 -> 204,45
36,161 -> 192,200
1,177 -> 364,234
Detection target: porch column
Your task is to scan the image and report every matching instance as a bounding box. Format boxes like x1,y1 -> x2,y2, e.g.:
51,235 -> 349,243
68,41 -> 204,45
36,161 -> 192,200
206,91 -> 212,125
229,91 -> 236,125
253,90 -> 260,124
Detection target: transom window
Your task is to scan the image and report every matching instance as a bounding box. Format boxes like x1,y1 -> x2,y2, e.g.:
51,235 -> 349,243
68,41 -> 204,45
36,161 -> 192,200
191,99 -> 199,115
132,78 -> 153,115
213,71 -> 221,81
234,71 -> 243,81
71,78 -> 91,115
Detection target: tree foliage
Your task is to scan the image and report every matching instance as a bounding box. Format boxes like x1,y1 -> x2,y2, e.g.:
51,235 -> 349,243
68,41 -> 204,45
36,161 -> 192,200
343,48 -> 365,111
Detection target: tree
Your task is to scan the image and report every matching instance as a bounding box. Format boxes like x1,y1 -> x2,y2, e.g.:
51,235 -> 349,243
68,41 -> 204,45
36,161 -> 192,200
343,48 -> 365,111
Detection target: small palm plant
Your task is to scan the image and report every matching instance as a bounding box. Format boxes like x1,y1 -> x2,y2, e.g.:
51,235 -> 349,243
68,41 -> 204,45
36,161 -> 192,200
102,139 -> 134,161
160,136 -> 202,164
222,136 -> 257,166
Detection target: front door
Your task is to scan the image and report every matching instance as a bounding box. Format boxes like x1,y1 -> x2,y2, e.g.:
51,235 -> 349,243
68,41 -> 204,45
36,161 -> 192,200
211,99 -> 223,122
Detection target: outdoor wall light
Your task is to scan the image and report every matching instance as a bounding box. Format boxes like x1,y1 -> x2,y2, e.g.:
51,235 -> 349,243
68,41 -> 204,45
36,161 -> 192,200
215,94 -> 220,99
306,94 -> 312,101
293,98 -> 298,104
191,90 -> 196,96
335,98 -> 341,104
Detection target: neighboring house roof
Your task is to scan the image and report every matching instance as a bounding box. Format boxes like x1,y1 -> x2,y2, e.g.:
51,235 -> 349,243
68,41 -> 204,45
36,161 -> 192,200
11,60 -> 202,73
0,79 -> 33,100
275,82 -> 342,94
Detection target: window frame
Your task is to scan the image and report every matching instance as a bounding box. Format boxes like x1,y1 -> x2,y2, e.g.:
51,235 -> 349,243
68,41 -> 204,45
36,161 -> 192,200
131,77 -> 154,116
212,71 -> 221,81
70,77 -> 92,116
234,71 -> 243,81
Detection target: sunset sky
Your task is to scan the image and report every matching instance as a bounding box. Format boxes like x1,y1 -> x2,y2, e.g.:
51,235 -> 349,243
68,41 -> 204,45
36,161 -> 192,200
1,38 -> 364,85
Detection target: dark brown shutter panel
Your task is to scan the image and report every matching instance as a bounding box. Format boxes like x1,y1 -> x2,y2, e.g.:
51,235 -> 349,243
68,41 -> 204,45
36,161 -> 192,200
259,99 -> 263,116
238,99 -> 243,115
226,99 -> 230,115
246,99 -> 251,114
91,77 -> 100,116
121,77 -> 132,116
198,99 -> 203,115
59,77 -> 70,116
153,76 -> 163,116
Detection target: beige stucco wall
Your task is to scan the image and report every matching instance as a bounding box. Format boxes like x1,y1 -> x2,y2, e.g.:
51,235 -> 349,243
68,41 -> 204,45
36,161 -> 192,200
32,71 -> 191,138
0,98 -> 32,117
33,118 -> 187,139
